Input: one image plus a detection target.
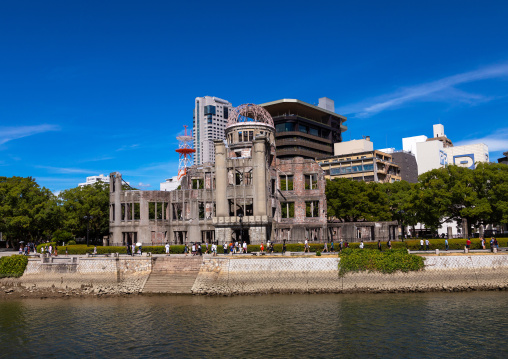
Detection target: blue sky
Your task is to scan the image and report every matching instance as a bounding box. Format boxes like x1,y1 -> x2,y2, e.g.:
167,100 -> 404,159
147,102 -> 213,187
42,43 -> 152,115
1,0 -> 507,192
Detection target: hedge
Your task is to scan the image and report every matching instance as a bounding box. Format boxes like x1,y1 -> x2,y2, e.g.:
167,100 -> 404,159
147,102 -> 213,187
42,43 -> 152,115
338,248 -> 425,276
0,255 -> 29,278
32,238 -> 507,255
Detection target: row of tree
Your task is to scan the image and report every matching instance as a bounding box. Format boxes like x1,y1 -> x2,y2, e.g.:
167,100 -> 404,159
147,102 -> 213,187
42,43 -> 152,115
0,177 -> 110,247
326,163 -> 508,234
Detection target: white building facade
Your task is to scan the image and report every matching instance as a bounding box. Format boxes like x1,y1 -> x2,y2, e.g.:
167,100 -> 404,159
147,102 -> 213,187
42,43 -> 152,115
193,96 -> 232,165
79,174 -> 110,187
160,176 -> 181,192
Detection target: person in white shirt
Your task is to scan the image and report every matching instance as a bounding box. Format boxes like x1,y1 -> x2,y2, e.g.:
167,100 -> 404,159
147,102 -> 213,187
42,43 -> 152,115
242,241 -> 247,254
359,241 -> 364,249
212,243 -> 217,256
165,242 -> 170,256
304,238 -> 309,253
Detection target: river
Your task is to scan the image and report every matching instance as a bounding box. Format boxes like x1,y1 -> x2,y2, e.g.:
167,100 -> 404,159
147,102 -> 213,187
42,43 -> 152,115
1,291 -> 507,358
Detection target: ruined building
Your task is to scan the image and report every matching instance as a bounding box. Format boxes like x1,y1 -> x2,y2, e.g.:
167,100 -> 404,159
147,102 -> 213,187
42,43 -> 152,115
109,104 -> 328,246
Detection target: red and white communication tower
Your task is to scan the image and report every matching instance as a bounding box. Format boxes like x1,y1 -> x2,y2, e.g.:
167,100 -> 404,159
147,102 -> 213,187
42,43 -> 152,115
176,125 -> 195,181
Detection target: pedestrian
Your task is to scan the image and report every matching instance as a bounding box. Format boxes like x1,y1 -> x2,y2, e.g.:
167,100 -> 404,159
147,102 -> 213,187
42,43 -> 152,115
490,237 -> 494,252
191,243 -> 196,256
93,246 -> 97,256
212,242 -> 217,256
466,238 -> 471,250
344,240 -> 349,248
323,242 -> 328,253
139,244 -> 142,255
242,241 -> 247,254
65,246 -> 68,256
49,245 -> 53,256
198,243 -> 202,256
359,240 -> 364,249
480,236 -> 485,250
304,238 -> 309,253
282,241 -> 287,255
222,243 -> 227,255
330,241 -> 334,252
377,240 -> 382,251
184,243 -> 189,256
425,239 -> 430,250
420,239 -> 424,251
131,243 -> 135,256
165,242 -> 170,256
205,242 -> 209,254
387,239 -> 392,250
494,237 -> 499,250
260,243 -> 264,253
339,239 -> 343,253
445,239 -> 449,251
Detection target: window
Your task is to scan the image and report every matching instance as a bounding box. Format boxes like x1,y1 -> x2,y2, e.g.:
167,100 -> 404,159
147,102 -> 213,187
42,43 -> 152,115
309,127 -> 318,136
280,175 -> 294,191
304,174 -> 318,189
306,201 -> 319,217
192,179 -> 204,189
249,131 -> 253,141
299,124 -> 308,133
204,105 -> 216,115
281,202 -> 295,218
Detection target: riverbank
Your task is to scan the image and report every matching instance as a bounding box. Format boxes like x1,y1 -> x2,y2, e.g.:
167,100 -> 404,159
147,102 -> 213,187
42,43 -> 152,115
1,252 -> 508,298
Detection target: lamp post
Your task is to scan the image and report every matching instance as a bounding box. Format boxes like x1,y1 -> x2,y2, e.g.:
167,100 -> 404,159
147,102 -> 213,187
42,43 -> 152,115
84,214 -> 93,246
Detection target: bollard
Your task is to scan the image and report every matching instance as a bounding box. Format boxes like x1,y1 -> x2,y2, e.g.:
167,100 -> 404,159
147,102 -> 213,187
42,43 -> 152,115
464,247 -> 469,254
86,253 -> 89,258
435,249 -> 439,255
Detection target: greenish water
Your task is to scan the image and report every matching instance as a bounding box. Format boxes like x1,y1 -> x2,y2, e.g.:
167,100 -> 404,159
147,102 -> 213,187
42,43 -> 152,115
1,292 -> 507,358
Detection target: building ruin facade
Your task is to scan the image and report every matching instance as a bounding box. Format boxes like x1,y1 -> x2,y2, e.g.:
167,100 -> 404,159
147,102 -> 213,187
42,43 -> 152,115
109,104 -> 396,246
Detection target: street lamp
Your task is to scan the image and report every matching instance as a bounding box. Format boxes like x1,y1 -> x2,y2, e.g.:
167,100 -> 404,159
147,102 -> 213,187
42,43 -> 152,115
84,214 -> 93,246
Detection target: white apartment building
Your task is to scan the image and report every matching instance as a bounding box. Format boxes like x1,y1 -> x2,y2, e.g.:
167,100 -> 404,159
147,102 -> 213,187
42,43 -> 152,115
79,174 -> 110,187
193,96 -> 233,165
160,176 -> 181,192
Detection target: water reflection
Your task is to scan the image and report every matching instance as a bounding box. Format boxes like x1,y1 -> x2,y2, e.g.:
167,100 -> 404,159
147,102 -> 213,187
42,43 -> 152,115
1,292 -> 507,358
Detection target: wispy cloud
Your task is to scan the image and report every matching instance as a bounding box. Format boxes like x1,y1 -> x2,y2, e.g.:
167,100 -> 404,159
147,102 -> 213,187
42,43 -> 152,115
36,166 -> 97,174
138,182 -> 151,188
337,63 -> 508,118
116,144 -> 140,151
455,128 -> 508,152
0,124 -> 60,145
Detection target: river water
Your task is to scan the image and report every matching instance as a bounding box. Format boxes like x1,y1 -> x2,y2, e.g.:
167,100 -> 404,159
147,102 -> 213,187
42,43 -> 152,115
1,292 -> 507,358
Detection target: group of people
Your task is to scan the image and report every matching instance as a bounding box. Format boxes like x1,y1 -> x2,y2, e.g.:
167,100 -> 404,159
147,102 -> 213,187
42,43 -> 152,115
312,239 -> 352,253
126,243 -> 142,256
18,242 -> 36,255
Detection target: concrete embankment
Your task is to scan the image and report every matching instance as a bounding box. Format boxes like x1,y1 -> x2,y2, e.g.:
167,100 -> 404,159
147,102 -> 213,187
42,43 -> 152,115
2,254 -> 508,298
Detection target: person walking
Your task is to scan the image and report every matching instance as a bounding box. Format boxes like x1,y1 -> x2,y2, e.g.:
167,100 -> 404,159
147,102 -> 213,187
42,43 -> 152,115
282,241 -> 287,255
445,239 -> 449,251
304,238 -> 309,253
242,241 -> 247,254
323,242 -> 328,253
481,236 -> 486,250
330,241 -> 334,252
359,240 -> 364,249
420,239 -> 424,251
222,243 -> 227,255
377,240 -> 382,251
184,243 -> 189,256
387,239 -> 392,250
165,242 -> 170,256
212,242 -> 217,256
131,243 -> 135,256
425,239 -> 430,251
260,243 -> 264,253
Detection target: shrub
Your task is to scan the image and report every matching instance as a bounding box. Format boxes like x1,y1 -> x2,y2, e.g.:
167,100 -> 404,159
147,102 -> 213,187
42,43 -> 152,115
338,248 -> 425,276
66,240 -> 77,246
316,251 -> 321,256
0,255 -> 29,278
52,230 -> 74,245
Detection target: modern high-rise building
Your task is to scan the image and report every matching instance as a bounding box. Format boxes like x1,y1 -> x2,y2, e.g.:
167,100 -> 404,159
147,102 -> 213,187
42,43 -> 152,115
193,96 -> 233,165
260,97 -> 347,160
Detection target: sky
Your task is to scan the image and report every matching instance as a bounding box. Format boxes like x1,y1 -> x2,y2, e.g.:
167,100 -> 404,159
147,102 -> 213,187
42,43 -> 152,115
1,0 -> 507,193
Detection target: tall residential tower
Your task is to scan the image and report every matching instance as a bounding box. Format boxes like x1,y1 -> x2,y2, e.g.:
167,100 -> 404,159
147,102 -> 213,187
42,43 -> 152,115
193,96 -> 233,165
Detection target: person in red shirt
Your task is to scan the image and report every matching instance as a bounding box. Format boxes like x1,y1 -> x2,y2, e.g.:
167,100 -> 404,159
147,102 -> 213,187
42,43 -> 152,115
466,238 -> 471,249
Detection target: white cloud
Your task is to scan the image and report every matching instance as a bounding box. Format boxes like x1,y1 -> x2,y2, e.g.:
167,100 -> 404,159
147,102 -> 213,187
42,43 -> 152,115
116,144 -> 140,151
138,182 -> 151,188
337,63 -> 508,118
0,124 -> 60,145
455,128 -> 508,152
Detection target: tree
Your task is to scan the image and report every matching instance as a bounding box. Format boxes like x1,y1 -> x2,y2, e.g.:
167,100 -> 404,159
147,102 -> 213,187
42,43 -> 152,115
382,180 -> 419,235
0,176 -> 58,246
59,182 -> 110,243
326,178 -> 391,222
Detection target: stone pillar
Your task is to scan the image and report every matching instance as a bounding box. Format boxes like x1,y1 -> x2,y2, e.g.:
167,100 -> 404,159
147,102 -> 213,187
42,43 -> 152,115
214,140 -> 228,217
447,226 -> 453,239
461,218 -> 469,239
253,138 -> 267,217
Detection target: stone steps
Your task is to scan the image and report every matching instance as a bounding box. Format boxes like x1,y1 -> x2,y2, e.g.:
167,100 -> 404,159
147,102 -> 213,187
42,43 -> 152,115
142,257 -> 203,294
